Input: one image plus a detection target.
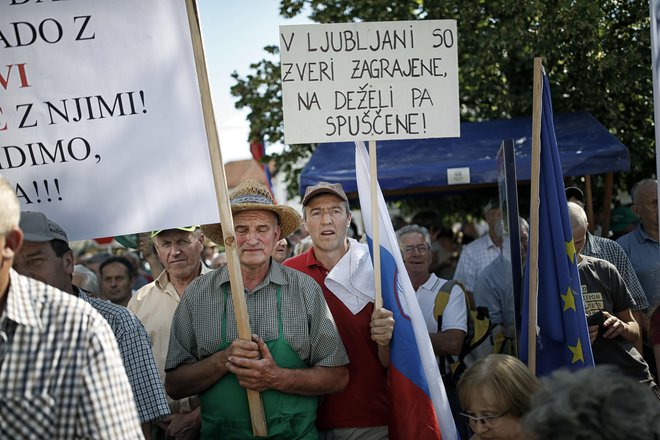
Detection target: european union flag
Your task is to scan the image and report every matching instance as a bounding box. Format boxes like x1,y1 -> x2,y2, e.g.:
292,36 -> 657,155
520,71 -> 595,376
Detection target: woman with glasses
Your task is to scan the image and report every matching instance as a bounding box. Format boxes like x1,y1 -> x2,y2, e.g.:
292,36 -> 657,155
458,354 -> 541,439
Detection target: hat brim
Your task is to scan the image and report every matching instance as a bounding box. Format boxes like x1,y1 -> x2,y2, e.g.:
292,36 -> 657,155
201,204 -> 301,245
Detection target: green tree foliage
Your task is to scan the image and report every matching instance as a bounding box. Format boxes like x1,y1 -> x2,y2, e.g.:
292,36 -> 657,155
231,0 -> 653,201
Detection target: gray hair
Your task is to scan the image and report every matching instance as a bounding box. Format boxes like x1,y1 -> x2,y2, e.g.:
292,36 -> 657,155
631,179 -> 658,205
73,264 -> 100,296
524,365 -> 660,440
567,201 -> 588,230
0,175 -> 20,236
396,224 -> 431,248
494,216 -> 529,240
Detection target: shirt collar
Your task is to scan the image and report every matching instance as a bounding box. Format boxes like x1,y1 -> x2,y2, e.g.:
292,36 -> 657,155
419,273 -> 438,292
217,259 -> 289,290
636,224 -> 659,243
6,269 -> 43,329
155,261 -> 210,290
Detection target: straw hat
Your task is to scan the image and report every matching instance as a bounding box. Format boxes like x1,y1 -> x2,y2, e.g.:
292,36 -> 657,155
201,180 -> 301,245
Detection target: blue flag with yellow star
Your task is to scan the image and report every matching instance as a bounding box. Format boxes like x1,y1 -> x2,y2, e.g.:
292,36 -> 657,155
520,72 -> 595,376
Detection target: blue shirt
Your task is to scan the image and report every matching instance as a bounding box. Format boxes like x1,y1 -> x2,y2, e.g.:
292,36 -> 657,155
473,254 -> 515,330
617,225 -> 660,306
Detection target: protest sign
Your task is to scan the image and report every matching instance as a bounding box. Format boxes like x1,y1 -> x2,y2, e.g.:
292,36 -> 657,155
0,0 -> 219,240
279,20 -> 459,144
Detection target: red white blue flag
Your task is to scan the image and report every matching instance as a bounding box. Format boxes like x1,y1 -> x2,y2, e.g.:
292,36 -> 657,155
355,141 -> 456,440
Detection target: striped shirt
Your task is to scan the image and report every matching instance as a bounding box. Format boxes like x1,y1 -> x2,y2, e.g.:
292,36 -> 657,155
166,262 -> 348,371
78,288 -> 170,423
454,233 -> 502,292
0,269 -> 142,438
584,232 -> 649,311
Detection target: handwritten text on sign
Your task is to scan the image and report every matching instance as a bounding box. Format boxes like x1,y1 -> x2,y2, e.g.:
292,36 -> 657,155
0,0 -> 218,241
280,20 -> 459,143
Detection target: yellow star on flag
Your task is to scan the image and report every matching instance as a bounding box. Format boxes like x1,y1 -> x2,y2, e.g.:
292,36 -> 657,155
568,339 -> 584,364
561,286 -> 576,312
566,239 -> 576,264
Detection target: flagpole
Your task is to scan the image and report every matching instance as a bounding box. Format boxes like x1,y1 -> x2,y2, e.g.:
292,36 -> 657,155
527,57 -> 544,376
649,0 -> 660,233
185,0 -> 267,435
369,140 -> 383,309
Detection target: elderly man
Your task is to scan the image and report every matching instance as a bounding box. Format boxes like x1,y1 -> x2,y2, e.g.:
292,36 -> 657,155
285,182 -> 394,439
14,211 -> 170,438
617,179 -> 660,307
565,187 -> 649,352
568,202 -> 658,394
454,198 -> 503,296
396,223 -> 469,438
165,180 -> 349,439
128,226 -> 208,439
0,178 -> 142,438
397,224 -> 467,354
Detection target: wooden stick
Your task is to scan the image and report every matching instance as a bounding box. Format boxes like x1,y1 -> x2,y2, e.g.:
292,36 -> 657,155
184,0 -> 267,435
527,57 -> 544,376
601,173 -> 614,236
369,140 -> 383,309
585,175 -> 594,234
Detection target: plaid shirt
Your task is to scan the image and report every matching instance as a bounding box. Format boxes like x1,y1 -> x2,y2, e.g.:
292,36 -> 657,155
583,233 -> 649,311
78,289 -> 170,423
0,270 -> 142,438
166,262 -> 348,371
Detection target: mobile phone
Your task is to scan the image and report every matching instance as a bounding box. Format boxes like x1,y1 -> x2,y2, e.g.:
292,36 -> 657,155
586,310 -> 604,327
587,310 -> 605,337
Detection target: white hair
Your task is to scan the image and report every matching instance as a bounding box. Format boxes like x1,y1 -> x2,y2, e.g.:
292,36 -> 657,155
0,175 -> 19,236
567,202 -> 588,230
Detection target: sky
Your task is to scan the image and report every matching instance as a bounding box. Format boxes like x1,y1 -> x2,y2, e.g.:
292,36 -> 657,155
197,1 -> 312,163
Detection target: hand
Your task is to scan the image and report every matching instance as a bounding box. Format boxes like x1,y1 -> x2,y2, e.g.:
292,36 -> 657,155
601,310 -> 625,339
371,307 -> 395,346
137,232 -> 154,257
226,335 -> 281,392
224,336 -> 261,361
159,407 -> 201,440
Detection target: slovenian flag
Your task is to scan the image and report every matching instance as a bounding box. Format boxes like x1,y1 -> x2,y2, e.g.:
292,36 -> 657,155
355,141 -> 457,440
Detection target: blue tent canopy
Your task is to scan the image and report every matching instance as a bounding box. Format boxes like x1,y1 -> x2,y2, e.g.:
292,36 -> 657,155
300,112 -> 630,198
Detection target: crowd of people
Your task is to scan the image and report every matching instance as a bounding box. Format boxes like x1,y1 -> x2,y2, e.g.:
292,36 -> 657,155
1,174 -> 660,439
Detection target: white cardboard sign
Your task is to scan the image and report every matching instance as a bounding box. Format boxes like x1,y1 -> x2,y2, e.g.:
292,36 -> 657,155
279,20 -> 459,144
0,0 -> 219,241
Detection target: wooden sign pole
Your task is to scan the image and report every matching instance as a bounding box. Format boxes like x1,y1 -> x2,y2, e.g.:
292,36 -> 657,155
369,140 -> 383,309
185,0 -> 267,435
527,57 -> 544,376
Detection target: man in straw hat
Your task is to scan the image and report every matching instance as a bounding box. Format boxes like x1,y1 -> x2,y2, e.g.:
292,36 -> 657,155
165,180 -> 349,439
285,181 -> 394,439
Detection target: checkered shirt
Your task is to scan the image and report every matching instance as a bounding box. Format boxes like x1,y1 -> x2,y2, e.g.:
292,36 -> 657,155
78,289 -> 170,422
454,233 -> 502,292
166,262 -> 348,371
583,233 -> 649,311
0,270 -> 142,438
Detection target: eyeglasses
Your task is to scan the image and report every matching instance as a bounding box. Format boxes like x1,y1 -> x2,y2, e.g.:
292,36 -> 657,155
459,411 -> 508,427
403,244 -> 430,255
